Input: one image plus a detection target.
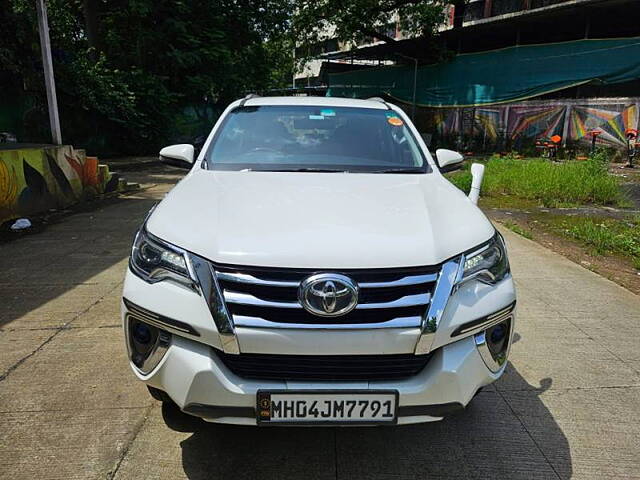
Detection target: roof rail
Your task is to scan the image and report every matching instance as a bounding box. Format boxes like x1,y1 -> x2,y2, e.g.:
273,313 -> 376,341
366,97 -> 391,110
239,93 -> 260,107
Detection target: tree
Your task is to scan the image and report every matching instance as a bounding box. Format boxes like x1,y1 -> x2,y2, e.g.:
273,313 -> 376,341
293,0 -> 449,60
1,0 -> 295,155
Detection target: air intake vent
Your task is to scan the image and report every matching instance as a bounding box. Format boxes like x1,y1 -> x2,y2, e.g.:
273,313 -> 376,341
214,350 -> 433,381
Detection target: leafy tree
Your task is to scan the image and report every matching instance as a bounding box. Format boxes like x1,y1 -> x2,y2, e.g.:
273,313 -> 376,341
0,0 -> 294,155
293,0 -> 449,61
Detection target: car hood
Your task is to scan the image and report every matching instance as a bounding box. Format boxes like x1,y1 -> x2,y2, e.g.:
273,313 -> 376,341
147,170 -> 494,269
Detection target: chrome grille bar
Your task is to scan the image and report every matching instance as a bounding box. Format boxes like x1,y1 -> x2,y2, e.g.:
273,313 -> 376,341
218,271 -> 437,289
359,274 -> 437,288
224,291 -> 301,309
216,272 -> 299,287
354,293 -> 431,309
223,291 -> 431,309
233,315 -> 422,330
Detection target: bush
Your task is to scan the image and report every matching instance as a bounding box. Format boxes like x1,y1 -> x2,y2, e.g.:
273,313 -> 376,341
448,154 -> 624,207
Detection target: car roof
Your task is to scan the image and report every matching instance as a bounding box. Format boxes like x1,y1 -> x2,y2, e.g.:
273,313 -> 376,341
241,96 -> 389,110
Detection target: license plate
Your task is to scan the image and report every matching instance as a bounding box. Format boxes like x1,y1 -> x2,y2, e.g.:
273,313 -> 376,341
257,390 -> 398,425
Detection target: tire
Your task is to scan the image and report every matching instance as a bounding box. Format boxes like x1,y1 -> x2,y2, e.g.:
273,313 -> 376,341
147,386 -> 174,404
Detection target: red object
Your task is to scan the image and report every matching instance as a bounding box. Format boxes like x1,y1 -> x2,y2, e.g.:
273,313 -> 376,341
588,130 -> 602,137
625,128 -> 638,139
550,135 -> 562,144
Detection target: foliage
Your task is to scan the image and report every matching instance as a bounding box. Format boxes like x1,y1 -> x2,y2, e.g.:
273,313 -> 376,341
502,221 -> 533,240
293,0 -> 447,63
1,0 -> 295,156
448,155 -> 624,208
546,216 -> 640,270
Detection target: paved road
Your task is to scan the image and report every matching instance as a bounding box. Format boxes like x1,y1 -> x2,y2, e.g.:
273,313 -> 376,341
1,166 -> 639,480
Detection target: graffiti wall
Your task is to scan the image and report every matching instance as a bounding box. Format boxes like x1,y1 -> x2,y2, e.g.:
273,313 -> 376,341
0,145 -> 121,224
424,98 -> 640,152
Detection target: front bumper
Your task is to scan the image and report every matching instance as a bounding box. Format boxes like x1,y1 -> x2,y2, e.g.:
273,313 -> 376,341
130,326 -> 505,425
122,257 -> 516,425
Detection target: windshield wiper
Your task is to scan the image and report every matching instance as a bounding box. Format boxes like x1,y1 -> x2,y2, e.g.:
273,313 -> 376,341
262,168 -> 347,173
369,168 -> 426,174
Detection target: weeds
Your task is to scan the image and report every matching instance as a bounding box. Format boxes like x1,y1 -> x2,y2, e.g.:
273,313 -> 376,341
545,216 -> 640,270
448,154 -> 624,208
502,221 -> 533,239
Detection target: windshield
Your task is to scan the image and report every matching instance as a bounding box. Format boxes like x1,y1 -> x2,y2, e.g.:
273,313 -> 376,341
205,105 -> 429,173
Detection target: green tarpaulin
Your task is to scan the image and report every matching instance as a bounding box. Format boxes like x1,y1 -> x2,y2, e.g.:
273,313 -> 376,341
327,37 -> 640,107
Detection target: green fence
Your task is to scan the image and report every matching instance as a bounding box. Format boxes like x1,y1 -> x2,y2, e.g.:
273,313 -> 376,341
328,37 -> 640,107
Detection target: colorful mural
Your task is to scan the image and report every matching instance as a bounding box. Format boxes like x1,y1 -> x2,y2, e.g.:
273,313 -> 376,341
508,106 -> 566,141
0,145 -> 121,224
434,109 -> 460,137
569,104 -> 638,147
474,108 -> 505,141
425,99 -> 640,151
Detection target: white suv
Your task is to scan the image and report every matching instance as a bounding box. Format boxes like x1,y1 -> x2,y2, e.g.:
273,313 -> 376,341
122,96 -> 516,426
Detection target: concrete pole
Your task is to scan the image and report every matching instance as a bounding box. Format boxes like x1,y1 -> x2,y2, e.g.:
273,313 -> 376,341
36,0 -> 62,145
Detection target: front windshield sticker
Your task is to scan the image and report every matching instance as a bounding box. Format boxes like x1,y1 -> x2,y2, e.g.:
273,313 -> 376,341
320,109 -> 336,117
387,116 -> 403,126
309,114 -> 324,120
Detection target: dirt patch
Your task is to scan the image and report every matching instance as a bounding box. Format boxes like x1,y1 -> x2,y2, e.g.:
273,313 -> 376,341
488,208 -> 640,296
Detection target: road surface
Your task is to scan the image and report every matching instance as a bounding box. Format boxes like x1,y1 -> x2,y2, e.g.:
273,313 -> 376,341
1,166 -> 639,479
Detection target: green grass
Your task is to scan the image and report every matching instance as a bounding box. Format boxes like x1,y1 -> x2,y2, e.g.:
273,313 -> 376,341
448,154 -> 625,208
502,221 -> 533,239
544,215 -> 640,270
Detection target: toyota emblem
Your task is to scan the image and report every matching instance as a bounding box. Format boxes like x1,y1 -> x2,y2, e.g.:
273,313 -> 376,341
298,273 -> 359,317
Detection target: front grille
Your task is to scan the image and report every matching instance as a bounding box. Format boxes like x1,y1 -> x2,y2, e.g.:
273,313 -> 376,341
216,264 -> 439,326
215,350 -> 433,380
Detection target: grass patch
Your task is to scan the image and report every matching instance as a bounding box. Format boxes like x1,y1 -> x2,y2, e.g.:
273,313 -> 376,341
502,221 -> 533,239
448,154 -> 625,208
543,215 -> 640,270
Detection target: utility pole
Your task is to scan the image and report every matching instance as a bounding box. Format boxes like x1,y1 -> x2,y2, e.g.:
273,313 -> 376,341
36,0 -> 62,145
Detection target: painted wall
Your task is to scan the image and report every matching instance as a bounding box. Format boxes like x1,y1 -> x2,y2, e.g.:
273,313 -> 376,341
424,98 -> 639,152
0,145 -> 121,224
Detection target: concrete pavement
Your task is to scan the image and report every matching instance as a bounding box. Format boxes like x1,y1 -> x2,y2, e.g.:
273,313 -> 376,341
1,166 -> 639,479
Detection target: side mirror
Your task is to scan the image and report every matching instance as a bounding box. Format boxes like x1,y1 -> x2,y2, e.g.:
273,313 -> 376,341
159,144 -> 195,169
435,149 -> 464,172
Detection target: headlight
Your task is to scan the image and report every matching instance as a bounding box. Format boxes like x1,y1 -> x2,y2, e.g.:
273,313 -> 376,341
130,228 -> 196,290
461,233 -> 510,284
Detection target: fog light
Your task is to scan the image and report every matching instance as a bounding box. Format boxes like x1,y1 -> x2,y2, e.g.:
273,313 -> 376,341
126,317 -> 170,374
475,318 -> 512,373
490,324 -> 506,344
133,323 -> 152,344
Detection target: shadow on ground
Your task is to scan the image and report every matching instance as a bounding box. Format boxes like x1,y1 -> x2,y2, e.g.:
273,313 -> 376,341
162,366 -> 571,480
0,167 -> 185,330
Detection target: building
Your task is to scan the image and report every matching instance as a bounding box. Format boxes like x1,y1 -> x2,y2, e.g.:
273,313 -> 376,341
299,0 -> 640,152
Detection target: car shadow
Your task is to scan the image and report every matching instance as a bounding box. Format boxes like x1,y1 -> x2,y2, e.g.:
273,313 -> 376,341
164,366 -> 571,480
